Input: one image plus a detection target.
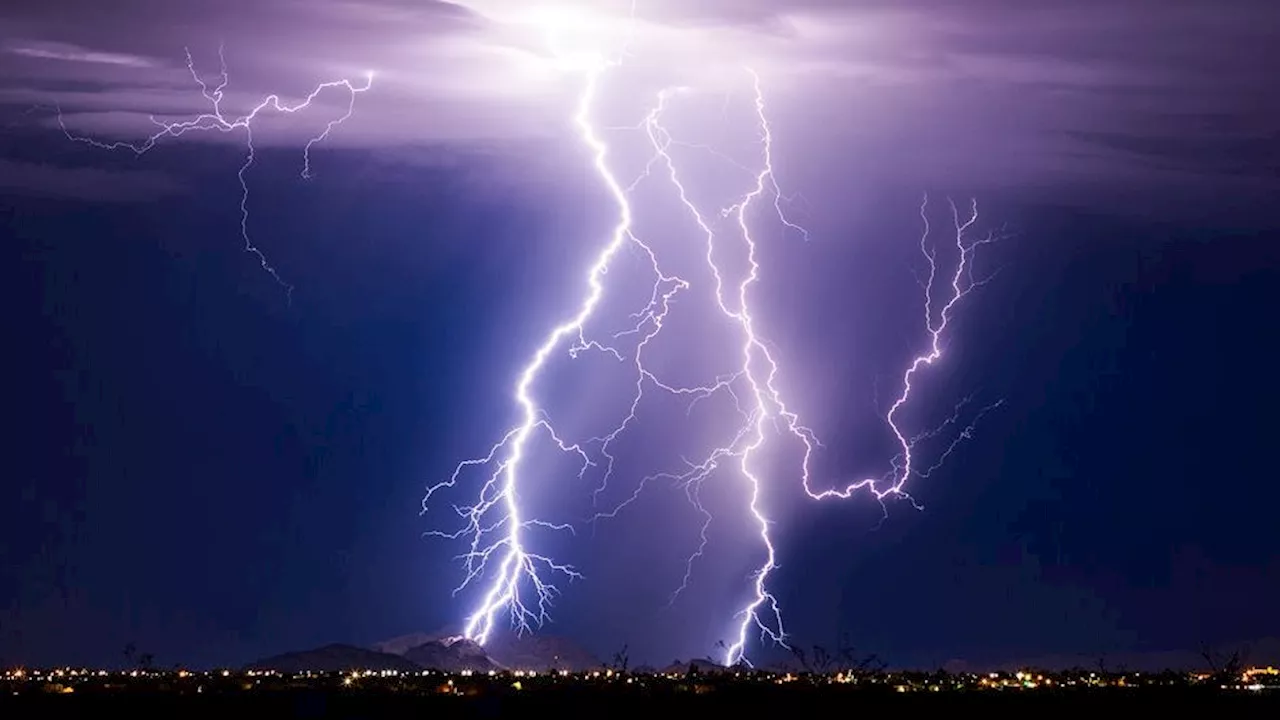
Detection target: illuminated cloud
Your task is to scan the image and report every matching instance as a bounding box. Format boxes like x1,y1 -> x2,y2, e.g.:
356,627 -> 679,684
6,40 -> 155,68
0,0 -> 1273,200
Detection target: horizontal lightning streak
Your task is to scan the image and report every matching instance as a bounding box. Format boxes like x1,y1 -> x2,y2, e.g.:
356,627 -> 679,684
55,45 -> 372,302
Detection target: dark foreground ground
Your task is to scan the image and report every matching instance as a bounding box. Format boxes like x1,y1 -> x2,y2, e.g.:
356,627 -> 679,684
3,687 -> 1278,718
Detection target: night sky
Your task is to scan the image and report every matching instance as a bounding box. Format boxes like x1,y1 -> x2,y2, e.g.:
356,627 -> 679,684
2,0 -> 1278,670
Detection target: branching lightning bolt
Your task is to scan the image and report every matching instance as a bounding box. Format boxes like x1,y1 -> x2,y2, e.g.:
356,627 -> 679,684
55,45 -> 372,302
643,93 -> 1002,664
804,195 -> 1003,507
421,50 -> 671,645
31,4 -> 1005,674
630,71 -> 823,668
420,2 -> 722,647
425,7 -> 1003,667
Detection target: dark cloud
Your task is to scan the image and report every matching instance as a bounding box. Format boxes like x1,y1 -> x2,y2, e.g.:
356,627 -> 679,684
1069,130 -> 1280,182
0,0 -> 1274,203
0,158 -> 182,202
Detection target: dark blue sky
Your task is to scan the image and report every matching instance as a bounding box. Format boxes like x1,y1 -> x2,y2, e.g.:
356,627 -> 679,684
2,0 -> 1279,671
3,139 -> 1277,668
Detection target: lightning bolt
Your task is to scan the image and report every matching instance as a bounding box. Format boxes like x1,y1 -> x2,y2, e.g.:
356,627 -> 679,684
34,7 -> 1003,672
54,45 -> 372,302
632,71 -> 818,668
804,195 -> 1003,506
420,2 -> 709,647
425,8 -> 1002,666
421,47 -> 663,644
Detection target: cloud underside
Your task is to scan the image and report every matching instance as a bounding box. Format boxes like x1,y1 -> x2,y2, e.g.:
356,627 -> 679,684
0,0 -> 1274,197
7,40 -> 155,68
0,159 -> 181,202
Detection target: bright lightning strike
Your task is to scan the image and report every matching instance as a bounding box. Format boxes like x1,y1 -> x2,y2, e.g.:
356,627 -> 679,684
627,71 -> 821,668
32,4 -> 1003,673
426,6 -> 1003,667
422,56 -> 638,645
419,2 -> 706,647
55,45 -> 372,302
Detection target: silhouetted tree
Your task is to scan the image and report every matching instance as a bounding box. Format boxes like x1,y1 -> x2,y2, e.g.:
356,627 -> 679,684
835,633 -> 884,673
1200,643 -> 1247,685
609,644 -> 630,673
711,639 -> 727,663
123,642 -> 137,667
789,645 -> 833,673
789,633 -> 882,675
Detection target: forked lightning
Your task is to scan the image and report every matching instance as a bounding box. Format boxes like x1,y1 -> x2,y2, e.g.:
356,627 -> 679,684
426,7 -> 1002,666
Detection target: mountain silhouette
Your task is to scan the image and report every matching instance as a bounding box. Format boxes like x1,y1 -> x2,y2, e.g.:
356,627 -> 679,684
373,631 -> 602,672
402,636 -> 503,672
246,643 -> 421,673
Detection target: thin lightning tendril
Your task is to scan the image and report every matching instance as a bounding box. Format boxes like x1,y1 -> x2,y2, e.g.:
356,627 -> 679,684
804,195 -> 1003,509
55,45 -> 372,302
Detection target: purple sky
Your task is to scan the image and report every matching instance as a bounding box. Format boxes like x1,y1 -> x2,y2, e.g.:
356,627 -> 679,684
1,0 -> 1275,213
3,1 -> 1280,670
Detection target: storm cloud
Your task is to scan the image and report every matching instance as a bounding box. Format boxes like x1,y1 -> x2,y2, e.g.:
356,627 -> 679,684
1,0 -> 1275,203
